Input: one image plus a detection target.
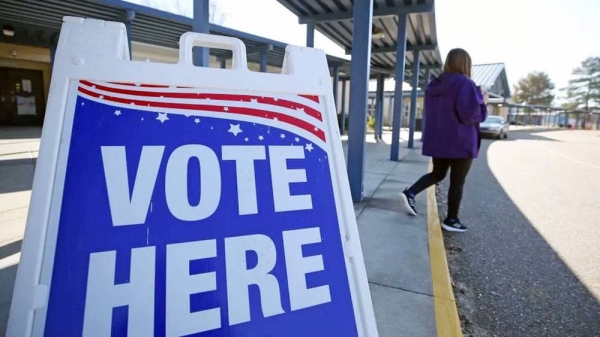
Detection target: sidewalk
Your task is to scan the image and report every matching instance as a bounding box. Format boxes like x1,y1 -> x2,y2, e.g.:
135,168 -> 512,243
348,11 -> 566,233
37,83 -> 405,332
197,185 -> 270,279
509,125 -> 560,132
0,127 -> 40,336
342,129 -> 459,336
0,126 -> 454,337
344,130 -> 438,336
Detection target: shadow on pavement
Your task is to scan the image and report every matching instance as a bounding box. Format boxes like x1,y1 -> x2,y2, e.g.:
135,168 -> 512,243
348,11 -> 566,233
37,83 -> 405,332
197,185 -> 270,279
438,137 -> 600,336
0,158 -> 37,168
0,240 -> 22,260
0,127 -> 42,140
0,240 -> 22,336
0,264 -> 17,336
0,159 -> 35,194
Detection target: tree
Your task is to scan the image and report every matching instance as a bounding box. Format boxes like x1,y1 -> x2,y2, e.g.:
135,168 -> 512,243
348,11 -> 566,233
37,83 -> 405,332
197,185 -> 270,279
209,1 -> 226,25
560,101 -> 578,110
564,57 -> 600,111
512,71 -> 555,105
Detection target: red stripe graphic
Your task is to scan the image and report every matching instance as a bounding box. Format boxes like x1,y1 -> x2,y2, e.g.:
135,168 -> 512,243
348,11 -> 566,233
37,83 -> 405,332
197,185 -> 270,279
89,81 -> 323,121
108,82 -> 170,88
299,94 -> 320,103
78,86 -> 326,142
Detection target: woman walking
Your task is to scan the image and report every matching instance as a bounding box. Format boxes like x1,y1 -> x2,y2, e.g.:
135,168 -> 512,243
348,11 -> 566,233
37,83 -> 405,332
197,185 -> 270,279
399,48 -> 488,232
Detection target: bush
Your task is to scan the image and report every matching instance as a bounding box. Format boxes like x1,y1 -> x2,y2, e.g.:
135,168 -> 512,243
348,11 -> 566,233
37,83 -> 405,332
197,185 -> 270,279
367,116 -> 376,129
335,114 -> 379,133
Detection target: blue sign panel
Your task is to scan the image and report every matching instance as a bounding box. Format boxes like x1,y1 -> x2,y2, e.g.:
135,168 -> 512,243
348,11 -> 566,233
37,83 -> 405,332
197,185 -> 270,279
43,81 -> 358,337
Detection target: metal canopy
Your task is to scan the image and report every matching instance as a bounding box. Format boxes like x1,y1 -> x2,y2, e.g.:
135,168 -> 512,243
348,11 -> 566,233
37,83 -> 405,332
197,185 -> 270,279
0,0 -> 386,77
275,0 -> 443,87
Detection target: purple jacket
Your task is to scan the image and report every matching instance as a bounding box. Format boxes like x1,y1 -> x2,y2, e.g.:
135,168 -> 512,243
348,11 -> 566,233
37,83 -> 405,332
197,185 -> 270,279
422,72 -> 488,159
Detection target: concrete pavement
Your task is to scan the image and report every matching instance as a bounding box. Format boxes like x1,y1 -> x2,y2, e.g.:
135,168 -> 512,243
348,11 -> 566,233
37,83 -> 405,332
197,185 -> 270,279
0,126 -> 452,336
0,127 -> 39,337
349,130 -> 438,337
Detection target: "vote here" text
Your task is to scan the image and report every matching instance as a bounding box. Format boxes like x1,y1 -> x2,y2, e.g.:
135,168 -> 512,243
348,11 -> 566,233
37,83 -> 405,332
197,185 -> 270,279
81,144 -> 333,337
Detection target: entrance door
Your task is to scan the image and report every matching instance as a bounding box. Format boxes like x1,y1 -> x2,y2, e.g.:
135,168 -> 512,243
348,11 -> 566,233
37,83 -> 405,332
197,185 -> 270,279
0,67 -> 46,126
0,68 -> 9,125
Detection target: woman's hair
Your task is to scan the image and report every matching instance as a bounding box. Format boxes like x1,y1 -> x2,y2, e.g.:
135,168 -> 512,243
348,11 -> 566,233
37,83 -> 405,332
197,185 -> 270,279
443,48 -> 472,78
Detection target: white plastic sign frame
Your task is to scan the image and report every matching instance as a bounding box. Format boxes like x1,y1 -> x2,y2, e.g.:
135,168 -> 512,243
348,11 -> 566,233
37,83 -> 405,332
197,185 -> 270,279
7,17 -> 378,337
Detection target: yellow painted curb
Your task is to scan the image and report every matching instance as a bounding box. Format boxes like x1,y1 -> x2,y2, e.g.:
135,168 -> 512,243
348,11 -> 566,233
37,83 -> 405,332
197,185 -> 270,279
427,164 -> 463,337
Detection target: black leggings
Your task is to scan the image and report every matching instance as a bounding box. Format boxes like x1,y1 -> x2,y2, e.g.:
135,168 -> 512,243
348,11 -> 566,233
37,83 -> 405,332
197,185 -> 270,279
408,158 -> 473,219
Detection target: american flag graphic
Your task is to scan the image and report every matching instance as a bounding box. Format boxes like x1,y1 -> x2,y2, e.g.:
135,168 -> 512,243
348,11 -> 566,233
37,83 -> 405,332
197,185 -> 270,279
77,80 -> 328,147
42,80 -> 359,337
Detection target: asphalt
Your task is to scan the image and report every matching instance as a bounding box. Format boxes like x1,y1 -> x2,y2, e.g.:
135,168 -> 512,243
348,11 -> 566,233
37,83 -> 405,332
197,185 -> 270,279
439,129 -> 600,337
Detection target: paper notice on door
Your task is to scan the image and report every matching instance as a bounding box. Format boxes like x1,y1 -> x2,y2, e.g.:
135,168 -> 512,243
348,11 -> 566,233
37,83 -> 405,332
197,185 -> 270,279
22,79 -> 32,93
16,95 -> 37,115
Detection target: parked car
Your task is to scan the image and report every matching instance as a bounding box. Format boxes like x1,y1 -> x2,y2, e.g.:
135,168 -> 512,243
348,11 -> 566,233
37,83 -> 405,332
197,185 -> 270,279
480,115 -> 510,139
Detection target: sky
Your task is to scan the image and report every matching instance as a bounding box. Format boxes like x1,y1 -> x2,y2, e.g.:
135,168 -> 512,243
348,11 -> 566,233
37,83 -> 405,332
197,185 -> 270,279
128,0 -> 600,103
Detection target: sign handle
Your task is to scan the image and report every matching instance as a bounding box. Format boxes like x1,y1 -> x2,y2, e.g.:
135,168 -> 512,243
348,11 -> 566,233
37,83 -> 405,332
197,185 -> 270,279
178,32 -> 248,71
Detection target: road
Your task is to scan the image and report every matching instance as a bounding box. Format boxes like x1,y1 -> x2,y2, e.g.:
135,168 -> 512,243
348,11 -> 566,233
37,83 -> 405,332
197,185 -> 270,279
440,129 -> 600,337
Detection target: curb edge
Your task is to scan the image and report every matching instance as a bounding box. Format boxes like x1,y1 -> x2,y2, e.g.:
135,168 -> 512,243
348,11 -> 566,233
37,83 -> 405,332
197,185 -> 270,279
426,162 -> 463,337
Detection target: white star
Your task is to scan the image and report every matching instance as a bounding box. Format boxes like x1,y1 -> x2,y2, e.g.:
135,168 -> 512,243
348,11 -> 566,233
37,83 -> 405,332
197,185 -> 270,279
244,137 -> 249,142
305,143 -> 314,152
273,117 -> 279,121
194,118 -> 200,124
224,106 -> 229,111
114,110 -> 121,116
273,97 -> 279,101
156,112 -> 169,123
141,118 -> 144,121
160,95 -> 164,98
280,134 -> 286,139
314,127 -> 318,131
81,102 -> 85,106
296,107 -> 305,113
295,137 -> 300,142
205,98 -> 211,101
228,124 -> 242,136
135,83 -> 141,87
211,126 -> 214,130
99,95 -> 104,99
130,102 -> 135,105
258,135 -> 264,140
92,85 -> 96,88
250,98 -> 258,104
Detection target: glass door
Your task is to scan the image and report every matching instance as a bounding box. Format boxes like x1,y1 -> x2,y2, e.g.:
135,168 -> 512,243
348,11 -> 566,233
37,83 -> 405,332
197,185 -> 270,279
0,67 -> 46,126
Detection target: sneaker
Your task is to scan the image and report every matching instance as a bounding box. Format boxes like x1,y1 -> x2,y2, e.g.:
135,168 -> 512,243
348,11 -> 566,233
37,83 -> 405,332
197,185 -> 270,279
399,188 -> 418,216
442,218 -> 467,232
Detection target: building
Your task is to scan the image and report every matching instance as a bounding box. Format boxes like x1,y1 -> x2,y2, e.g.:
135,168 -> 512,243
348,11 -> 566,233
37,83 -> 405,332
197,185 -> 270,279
471,63 -> 511,118
0,0 -> 366,127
